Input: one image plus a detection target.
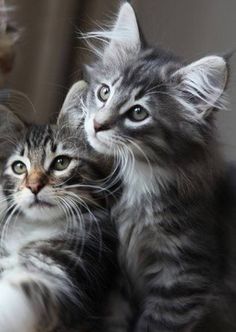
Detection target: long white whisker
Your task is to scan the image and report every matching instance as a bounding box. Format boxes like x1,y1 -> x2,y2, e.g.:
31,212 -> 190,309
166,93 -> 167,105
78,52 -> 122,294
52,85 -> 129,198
0,204 -> 18,251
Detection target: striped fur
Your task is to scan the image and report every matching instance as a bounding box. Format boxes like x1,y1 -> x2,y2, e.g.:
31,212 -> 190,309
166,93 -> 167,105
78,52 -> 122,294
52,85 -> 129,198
0,107 -> 117,332
76,3 -> 233,332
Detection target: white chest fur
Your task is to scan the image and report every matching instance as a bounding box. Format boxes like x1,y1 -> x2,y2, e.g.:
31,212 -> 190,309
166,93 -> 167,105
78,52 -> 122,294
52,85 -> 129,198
122,160 -> 156,205
0,213 -> 66,332
114,160 -> 172,282
2,215 -> 65,256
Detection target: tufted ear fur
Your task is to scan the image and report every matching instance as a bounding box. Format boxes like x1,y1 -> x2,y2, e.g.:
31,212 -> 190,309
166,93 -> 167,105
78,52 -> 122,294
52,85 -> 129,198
57,80 -> 88,128
173,56 -> 228,119
103,3 -> 141,64
84,3 -> 141,66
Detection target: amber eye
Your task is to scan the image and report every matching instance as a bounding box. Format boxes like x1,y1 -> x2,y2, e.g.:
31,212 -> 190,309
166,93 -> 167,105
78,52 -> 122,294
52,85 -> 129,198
51,156 -> 71,171
12,161 -> 27,175
97,84 -> 110,102
127,105 -> 149,122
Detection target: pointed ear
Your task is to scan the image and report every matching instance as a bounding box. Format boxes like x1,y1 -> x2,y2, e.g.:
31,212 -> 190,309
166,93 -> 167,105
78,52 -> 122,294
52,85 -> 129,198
0,105 -> 25,134
0,105 -> 25,162
103,3 -> 141,64
57,80 -> 88,127
173,56 -> 228,118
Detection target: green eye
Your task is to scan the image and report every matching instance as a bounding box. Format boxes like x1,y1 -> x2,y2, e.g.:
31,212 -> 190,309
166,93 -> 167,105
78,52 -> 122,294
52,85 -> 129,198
12,161 -> 27,175
97,84 -> 110,102
127,105 -> 149,122
51,156 -> 71,171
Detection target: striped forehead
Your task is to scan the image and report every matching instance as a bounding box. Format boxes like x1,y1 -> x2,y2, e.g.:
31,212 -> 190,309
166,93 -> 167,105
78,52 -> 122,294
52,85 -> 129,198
18,126 -> 54,164
16,127 -> 77,171
22,126 -> 77,156
24,126 -> 54,152
25,126 -> 54,148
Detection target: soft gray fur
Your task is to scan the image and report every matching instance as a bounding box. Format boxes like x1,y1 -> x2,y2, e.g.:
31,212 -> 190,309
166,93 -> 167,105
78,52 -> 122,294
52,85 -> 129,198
64,2 -> 236,332
0,97 -> 117,332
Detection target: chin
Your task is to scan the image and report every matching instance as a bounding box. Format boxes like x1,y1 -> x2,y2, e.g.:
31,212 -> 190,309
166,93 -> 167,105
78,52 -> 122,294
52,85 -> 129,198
87,134 -> 114,155
23,205 -> 63,222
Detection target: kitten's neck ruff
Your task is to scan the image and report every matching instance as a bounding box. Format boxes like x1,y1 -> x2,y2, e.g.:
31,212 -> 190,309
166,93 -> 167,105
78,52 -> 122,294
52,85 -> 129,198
118,148 -> 222,209
120,158 -> 172,205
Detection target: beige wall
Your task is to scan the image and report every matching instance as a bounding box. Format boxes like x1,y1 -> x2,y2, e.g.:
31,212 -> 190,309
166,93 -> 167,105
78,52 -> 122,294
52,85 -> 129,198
7,0 -> 120,124
8,0 -> 81,124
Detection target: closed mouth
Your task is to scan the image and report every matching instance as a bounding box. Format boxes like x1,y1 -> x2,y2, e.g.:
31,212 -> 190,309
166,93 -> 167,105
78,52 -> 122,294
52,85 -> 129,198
29,200 -> 54,208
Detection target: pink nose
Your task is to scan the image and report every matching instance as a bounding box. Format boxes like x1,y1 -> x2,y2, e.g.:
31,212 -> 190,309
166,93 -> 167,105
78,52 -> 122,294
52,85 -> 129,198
94,119 -> 103,132
93,119 -> 111,133
26,182 -> 43,195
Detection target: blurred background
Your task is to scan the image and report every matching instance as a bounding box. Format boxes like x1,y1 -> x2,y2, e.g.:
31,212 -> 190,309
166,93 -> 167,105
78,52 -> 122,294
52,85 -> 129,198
6,0 -> 236,160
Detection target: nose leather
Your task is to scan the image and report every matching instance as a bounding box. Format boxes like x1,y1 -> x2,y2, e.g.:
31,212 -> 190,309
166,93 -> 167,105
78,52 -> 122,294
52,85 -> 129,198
26,171 -> 47,195
27,182 -> 43,195
93,119 -> 111,133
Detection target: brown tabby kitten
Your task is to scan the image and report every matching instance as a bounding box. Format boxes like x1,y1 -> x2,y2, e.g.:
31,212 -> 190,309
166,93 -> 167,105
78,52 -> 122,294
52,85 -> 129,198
0,88 -> 117,332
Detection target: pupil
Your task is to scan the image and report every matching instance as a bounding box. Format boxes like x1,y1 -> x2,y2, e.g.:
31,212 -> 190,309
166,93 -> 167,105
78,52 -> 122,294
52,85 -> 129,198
134,107 -> 143,116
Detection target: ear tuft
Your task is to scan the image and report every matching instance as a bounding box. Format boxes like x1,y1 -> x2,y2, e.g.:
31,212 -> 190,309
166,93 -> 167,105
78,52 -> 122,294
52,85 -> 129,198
103,2 -> 141,64
83,3 -> 141,65
113,2 -> 140,42
173,55 -> 228,119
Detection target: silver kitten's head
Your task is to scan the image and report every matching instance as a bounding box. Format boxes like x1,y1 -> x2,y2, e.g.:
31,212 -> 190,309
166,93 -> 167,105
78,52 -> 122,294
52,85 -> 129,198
82,3 -> 228,167
0,104 -> 103,223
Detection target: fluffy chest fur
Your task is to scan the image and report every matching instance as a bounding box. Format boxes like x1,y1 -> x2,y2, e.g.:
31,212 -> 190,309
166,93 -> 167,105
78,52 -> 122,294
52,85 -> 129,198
114,163 -> 166,286
0,213 -> 65,278
113,160 -> 221,299
1,215 -> 64,256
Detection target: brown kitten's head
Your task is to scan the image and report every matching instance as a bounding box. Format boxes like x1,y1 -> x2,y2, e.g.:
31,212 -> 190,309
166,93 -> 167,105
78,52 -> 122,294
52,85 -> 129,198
0,88 -> 106,222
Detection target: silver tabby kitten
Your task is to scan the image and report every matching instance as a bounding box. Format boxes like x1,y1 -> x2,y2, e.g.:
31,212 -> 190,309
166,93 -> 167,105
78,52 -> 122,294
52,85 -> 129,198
0,93 -> 117,332
67,3 -> 234,332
